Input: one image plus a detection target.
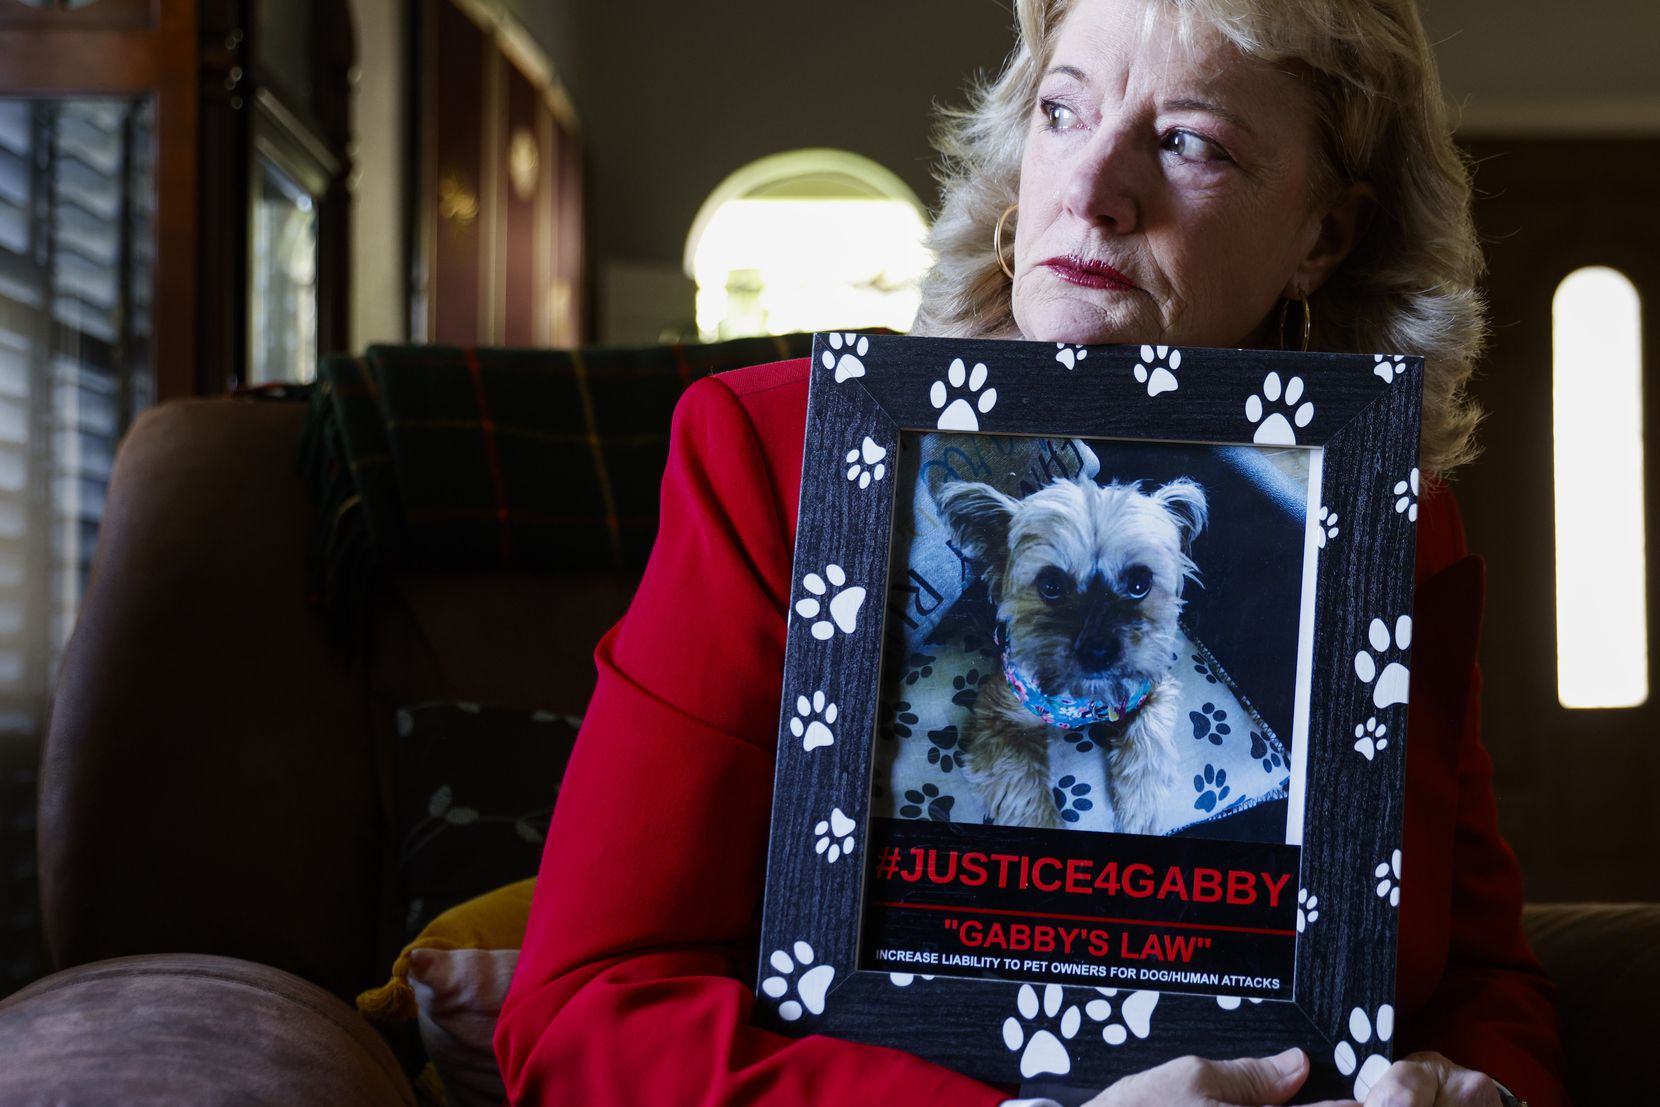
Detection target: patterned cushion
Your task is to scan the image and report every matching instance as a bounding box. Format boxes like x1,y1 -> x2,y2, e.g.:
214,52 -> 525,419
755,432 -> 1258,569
393,702 -> 578,937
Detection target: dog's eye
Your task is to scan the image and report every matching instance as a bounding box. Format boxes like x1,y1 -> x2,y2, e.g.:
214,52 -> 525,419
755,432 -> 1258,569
1035,567 -> 1071,603
1123,565 -> 1153,600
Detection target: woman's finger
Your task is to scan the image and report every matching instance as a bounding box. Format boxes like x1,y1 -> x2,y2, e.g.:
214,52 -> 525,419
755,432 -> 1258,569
1203,1047 -> 1314,1104
1360,1053 -> 1502,1107
1086,1047 -> 1333,1106
1360,1058 -> 1440,1106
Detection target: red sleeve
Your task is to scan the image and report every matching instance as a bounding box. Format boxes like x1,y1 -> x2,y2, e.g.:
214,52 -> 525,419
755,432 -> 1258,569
494,373 -> 1006,1106
1400,485 -> 1570,1107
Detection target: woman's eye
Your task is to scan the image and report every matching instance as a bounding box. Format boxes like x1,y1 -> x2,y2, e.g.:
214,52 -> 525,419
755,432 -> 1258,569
1123,565 -> 1153,599
1039,99 -> 1081,131
1161,129 -> 1229,164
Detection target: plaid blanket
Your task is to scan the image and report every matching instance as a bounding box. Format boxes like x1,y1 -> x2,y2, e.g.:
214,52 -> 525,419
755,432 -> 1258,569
298,335 -> 813,632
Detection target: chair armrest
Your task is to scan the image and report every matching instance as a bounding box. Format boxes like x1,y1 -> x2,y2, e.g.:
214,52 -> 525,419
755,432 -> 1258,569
1522,901 -> 1660,1105
0,953 -> 415,1106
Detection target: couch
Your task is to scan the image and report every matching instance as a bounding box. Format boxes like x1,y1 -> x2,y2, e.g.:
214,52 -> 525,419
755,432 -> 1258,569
0,346 -> 1653,1105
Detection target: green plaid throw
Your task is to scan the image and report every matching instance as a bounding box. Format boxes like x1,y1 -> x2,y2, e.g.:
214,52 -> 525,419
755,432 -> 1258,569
298,335 -> 813,631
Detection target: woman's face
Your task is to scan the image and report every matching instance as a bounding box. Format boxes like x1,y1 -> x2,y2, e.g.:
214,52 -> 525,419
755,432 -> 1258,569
1011,0 -> 1360,348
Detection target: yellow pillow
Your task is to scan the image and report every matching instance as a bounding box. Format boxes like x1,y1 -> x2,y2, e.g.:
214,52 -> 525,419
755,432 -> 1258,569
358,877 -> 536,1022
358,879 -> 535,1107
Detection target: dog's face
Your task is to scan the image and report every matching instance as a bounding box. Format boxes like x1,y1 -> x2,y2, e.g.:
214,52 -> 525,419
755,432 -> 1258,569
939,476 -> 1207,708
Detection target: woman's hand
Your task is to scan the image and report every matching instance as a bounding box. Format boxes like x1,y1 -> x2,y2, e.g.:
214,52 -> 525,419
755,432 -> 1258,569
1082,1047 -> 1361,1107
1360,1052 -> 1502,1107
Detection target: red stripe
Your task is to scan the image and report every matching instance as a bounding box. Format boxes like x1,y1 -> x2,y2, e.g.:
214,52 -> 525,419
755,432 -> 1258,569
405,507 -> 658,527
463,347 -> 513,567
870,900 -> 1296,938
364,355 -> 749,380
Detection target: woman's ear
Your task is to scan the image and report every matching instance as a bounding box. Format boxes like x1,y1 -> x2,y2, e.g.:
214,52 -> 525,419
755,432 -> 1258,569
1286,180 -> 1377,298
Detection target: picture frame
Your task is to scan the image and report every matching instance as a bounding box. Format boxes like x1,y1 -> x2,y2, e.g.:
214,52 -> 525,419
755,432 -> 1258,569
755,333 -> 1423,1101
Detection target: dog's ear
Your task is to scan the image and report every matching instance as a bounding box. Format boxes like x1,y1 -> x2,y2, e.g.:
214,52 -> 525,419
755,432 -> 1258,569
1152,479 -> 1208,549
936,481 -> 1016,589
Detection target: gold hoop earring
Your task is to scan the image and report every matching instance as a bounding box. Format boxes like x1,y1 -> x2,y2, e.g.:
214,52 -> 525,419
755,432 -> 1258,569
994,203 -> 1017,280
1278,292 -> 1311,352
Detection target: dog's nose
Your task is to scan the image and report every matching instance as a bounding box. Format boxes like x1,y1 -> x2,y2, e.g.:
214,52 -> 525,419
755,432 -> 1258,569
1075,635 -> 1122,671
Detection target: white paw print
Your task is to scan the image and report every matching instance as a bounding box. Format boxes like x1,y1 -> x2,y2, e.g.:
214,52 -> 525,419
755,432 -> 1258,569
1297,887 -> 1319,932
1002,984 -> 1081,1078
790,690 -> 838,751
889,972 -> 936,987
1133,344 -> 1181,397
1353,715 -> 1389,761
1315,505 -> 1339,549
1335,1004 -> 1395,1099
930,358 -> 998,431
1055,343 -> 1088,370
1373,354 -> 1406,384
822,332 -> 868,383
1085,988 -> 1159,1044
1394,468 -> 1420,522
844,436 -> 887,488
1245,371 -> 1314,445
1374,848 -> 1402,908
1215,995 -> 1264,1010
760,941 -> 836,1021
1354,615 -> 1411,709
794,564 -> 867,640
813,807 -> 857,863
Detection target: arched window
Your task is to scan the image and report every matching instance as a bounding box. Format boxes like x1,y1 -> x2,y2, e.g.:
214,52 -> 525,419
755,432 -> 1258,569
685,149 -> 932,341
1553,265 -> 1647,708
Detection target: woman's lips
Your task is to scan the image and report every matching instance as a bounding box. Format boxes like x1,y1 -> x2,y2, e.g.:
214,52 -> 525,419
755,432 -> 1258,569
1042,255 -> 1141,291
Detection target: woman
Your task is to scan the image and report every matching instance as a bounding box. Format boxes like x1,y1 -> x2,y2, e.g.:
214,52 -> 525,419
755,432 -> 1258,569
496,1 -> 1567,1104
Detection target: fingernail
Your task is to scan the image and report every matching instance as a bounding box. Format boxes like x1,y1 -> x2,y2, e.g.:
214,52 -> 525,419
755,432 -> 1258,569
1272,1047 -> 1304,1077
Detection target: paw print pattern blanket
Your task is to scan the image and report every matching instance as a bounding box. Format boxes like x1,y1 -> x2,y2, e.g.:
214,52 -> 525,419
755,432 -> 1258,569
872,618 -> 1291,838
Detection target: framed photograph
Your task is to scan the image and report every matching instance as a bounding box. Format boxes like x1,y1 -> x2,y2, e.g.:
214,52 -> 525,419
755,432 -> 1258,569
755,333 -> 1422,1101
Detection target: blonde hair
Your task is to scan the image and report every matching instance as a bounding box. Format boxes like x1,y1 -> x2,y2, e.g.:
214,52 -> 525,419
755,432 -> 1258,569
915,0 -> 1484,474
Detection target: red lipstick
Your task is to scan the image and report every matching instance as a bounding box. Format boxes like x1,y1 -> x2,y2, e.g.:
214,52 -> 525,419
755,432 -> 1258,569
1042,254 -> 1140,291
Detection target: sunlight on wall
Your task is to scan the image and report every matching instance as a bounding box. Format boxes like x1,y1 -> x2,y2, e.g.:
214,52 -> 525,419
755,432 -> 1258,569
686,150 -> 932,341
1553,266 -> 1648,708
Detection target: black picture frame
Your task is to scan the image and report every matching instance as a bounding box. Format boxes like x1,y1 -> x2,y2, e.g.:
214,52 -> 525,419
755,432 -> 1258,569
755,333 -> 1422,1101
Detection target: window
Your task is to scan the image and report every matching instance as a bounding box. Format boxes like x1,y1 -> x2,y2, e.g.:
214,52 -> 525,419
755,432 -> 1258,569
685,149 -> 932,341
248,150 -> 320,386
1553,265 -> 1647,708
0,95 -> 155,996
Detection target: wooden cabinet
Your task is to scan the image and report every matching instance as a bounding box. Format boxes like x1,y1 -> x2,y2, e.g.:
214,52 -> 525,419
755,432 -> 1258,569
0,0 -> 354,393
414,0 -> 584,347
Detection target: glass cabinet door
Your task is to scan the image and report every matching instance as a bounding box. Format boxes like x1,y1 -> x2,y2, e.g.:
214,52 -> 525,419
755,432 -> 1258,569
248,148 -> 319,386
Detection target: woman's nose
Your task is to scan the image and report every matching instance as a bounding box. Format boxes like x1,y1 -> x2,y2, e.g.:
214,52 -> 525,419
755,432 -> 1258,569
1061,128 -> 1142,233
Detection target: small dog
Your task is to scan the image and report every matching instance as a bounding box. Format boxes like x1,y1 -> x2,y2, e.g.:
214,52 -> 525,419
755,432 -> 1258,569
937,475 -> 1207,833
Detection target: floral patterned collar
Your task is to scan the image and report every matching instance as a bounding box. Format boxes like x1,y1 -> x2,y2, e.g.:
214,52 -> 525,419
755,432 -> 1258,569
998,628 -> 1152,731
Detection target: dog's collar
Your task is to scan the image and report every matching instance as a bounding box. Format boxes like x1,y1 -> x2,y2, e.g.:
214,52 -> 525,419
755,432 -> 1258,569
997,628 -> 1153,731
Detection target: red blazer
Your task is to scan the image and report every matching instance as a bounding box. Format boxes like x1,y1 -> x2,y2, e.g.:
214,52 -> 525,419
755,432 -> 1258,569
495,359 -> 1568,1106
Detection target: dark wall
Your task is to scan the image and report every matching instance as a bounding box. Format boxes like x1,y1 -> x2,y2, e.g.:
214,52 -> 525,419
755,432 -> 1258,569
498,0 -> 583,110
506,0 -> 1660,281
509,0 -> 1015,272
